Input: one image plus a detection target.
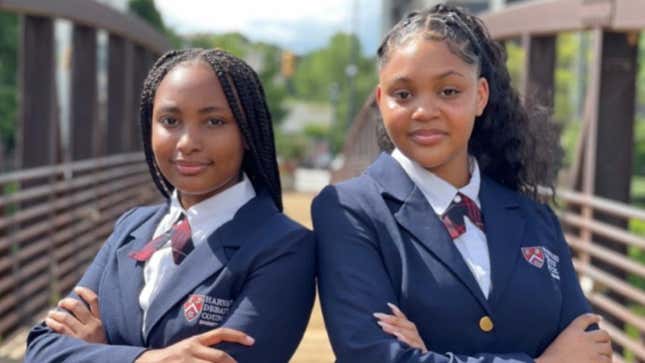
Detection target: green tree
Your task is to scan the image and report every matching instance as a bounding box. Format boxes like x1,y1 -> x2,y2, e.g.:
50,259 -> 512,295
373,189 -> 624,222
186,33 -> 288,125
128,0 -> 182,48
291,32 -> 377,153
188,33 -> 249,58
128,0 -> 164,32
0,12 -> 18,156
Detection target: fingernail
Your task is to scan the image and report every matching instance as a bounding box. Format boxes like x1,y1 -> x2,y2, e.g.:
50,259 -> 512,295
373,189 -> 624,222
377,321 -> 392,329
245,336 -> 255,344
387,302 -> 396,309
373,313 -> 388,319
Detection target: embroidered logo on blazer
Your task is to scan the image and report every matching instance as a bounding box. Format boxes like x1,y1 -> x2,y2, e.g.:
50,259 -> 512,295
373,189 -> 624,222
521,246 -> 545,268
183,294 -> 233,326
183,294 -> 205,322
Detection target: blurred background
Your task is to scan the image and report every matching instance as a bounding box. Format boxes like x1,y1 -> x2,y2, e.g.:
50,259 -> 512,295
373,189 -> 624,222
0,0 -> 644,362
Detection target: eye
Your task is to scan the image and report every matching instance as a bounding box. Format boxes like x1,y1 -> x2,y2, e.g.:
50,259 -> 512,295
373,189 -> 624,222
392,90 -> 412,101
206,118 -> 225,127
159,117 -> 179,127
440,88 -> 461,97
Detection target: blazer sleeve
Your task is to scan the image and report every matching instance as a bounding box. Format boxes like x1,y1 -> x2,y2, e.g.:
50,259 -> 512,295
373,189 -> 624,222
544,206 -> 593,332
313,185 -> 534,363
24,208 -> 147,363
217,227 -> 316,363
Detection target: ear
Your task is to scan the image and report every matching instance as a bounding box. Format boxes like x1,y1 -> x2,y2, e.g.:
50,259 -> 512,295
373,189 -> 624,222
476,77 -> 489,117
375,85 -> 383,104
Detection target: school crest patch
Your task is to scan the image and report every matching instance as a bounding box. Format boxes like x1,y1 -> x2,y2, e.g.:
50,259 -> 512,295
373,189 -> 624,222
521,246 -> 545,268
183,294 -> 205,322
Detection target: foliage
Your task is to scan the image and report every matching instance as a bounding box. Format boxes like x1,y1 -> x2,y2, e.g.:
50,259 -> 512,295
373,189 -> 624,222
639,33 -> 645,110
186,33 -> 289,125
128,0 -> 182,48
303,123 -> 330,141
633,119 -> 645,176
275,129 -> 307,162
504,39 -> 524,93
0,12 -> 18,155
290,33 -> 377,153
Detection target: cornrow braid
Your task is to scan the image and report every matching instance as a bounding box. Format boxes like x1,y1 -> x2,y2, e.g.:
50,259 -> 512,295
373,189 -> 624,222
376,4 -> 562,200
139,48 -> 283,210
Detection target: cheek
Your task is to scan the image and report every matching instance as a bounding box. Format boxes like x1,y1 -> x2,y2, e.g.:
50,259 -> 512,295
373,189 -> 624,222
210,129 -> 245,161
382,113 -> 408,141
151,126 -> 173,156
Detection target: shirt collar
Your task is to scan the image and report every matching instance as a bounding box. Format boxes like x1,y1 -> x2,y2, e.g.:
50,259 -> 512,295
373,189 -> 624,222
167,173 -> 256,243
391,148 -> 481,215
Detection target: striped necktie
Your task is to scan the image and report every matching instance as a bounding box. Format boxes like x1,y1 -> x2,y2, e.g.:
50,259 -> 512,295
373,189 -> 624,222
129,215 -> 195,265
440,192 -> 484,239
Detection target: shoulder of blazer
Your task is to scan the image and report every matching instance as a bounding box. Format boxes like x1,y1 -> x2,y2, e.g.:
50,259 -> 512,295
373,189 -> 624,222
482,175 -> 564,246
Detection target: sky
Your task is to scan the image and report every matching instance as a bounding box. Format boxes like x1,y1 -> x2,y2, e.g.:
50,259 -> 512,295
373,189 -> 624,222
154,0 -> 383,55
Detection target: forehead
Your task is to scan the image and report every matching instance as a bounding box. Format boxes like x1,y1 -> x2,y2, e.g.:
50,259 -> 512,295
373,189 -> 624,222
379,37 -> 477,81
154,61 -> 228,107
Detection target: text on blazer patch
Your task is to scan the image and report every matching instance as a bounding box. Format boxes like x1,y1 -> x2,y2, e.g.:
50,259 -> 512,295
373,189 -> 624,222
183,294 -> 232,326
522,246 -> 560,280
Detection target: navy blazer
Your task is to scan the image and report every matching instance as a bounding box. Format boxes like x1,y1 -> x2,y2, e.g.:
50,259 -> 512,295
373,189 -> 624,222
26,191 -> 315,363
312,153 -> 591,363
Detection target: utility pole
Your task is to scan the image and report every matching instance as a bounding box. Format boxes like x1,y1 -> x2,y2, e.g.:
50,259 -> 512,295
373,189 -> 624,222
346,0 -> 360,130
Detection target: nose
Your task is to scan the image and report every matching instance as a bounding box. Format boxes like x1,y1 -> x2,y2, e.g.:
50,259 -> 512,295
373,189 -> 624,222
411,96 -> 438,121
176,123 -> 202,154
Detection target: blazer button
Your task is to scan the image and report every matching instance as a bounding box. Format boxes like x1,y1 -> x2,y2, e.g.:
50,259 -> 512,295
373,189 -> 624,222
479,316 -> 494,332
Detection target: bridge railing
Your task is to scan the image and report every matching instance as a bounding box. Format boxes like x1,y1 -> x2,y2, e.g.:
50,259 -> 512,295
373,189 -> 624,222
0,0 -> 171,341
0,153 -> 159,339
557,190 -> 645,362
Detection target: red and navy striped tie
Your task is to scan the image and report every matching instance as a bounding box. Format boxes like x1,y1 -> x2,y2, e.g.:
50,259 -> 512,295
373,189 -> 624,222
440,192 -> 484,239
129,215 -> 195,265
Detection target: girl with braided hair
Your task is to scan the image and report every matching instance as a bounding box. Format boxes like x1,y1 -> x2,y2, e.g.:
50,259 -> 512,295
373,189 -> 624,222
26,48 -> 315,363
313,4 -> 611,363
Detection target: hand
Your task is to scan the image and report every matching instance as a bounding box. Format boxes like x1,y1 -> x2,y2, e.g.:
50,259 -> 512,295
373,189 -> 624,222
45,286 -> 107,344
135,327 -> 254,363
536,314 -> 612,363
374,302 -> 428,353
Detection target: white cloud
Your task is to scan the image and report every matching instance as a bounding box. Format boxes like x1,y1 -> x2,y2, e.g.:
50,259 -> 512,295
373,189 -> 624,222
154,0 -> 382,54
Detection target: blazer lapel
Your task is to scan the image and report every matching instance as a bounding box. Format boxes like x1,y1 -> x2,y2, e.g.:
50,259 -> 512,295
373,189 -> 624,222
368,153 -> 491,314
115,204 -> 168,345
142,191 -> 279,339
479,177 -> 526,308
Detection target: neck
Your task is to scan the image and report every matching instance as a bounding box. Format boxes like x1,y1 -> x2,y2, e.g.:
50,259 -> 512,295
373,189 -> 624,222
178,172 -> 243,210
426,151 -> 470,188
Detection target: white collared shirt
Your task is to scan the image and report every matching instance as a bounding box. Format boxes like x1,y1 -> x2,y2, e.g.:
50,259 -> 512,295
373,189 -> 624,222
392,149 -> 492,298
139,174 -> 256,332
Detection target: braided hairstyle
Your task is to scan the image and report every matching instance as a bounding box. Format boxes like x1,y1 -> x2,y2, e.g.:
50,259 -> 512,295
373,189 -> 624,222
376,4 -> 562,200
139,48 -> 283,210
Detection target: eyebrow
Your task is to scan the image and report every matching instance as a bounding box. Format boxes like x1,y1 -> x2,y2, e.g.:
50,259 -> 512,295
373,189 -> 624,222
156,105 -> 226,114
388,70 -> 466,84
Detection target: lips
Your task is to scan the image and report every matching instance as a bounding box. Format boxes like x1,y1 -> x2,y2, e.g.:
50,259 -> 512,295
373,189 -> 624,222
409,129 -> 447,145
173,160 -> 212,176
